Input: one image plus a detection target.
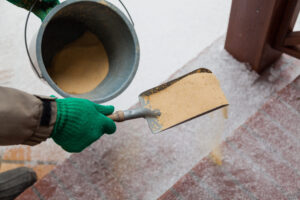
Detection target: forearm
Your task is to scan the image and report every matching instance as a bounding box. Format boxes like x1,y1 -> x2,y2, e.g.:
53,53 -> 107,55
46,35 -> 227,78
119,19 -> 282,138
0,86 -> 56,146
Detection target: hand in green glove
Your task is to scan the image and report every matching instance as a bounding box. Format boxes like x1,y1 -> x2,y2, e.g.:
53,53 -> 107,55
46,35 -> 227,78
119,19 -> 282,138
51,98 -> 116,153
7,0 -> 59,20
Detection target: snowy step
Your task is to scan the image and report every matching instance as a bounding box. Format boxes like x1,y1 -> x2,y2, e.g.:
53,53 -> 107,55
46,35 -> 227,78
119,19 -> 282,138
158,76 -> 300,200
16,37 -> 300,200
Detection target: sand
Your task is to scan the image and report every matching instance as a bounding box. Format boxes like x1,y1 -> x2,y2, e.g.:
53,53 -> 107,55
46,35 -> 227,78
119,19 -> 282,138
48,31 -> 109,94
145,72 -> 228,130
210,107 -> 228,165
144,72 -> 228,165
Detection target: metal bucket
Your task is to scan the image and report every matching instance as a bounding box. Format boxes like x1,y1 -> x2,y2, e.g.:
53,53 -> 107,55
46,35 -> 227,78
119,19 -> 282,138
29,0 -> 139,103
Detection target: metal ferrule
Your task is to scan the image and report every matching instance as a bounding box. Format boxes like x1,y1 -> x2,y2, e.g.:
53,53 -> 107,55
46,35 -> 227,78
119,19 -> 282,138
123,108 -> 160,120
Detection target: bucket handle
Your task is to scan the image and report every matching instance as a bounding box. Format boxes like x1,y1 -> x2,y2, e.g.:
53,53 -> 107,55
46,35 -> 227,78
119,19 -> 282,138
117,0 -> 135,26
24,0 -> 135,79
25,0 -> 42,78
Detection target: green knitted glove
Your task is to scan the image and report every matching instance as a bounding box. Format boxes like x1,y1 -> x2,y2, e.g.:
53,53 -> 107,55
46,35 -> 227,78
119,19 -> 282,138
7,0 -> 59,20
51,98 -> 116,153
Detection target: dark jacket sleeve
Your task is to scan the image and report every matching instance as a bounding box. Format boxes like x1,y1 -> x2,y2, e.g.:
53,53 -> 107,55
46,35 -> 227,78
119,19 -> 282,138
0,86 -> 57,146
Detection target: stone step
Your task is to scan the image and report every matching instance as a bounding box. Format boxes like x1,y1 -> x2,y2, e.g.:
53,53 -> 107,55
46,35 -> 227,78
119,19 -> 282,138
16,37 -> 300,200
159,76 -> 300,200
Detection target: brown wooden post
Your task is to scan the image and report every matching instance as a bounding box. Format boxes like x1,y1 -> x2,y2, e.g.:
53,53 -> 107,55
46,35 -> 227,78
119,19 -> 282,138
274,0 -> 300,58
225,0 -> 298,74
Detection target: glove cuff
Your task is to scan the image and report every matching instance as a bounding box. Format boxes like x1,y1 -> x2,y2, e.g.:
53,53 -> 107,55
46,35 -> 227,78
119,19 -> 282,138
51,99 -> 81,145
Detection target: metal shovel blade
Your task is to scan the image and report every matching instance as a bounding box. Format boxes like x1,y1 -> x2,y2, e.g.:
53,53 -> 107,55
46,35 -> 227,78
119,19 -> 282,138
138,68 -> 228,134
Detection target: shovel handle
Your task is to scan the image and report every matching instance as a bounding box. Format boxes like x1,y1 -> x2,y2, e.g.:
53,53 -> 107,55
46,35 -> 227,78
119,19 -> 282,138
107,108 -> 161,122
107,111 -> 125,122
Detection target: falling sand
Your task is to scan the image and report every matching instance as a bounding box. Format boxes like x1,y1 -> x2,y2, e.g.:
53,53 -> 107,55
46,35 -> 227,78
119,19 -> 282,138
48,31 -> 109,94
144,72 -> 228,130
209,107 -> 228,165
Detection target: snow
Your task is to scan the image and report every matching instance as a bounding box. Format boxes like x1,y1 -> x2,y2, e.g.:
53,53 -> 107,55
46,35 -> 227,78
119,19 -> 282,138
90,37 -> 300,199
1,1 -> 300,198
0,0 -> 231,163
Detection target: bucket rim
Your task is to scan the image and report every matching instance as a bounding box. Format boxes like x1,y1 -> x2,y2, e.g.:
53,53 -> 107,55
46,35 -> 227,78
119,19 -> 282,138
36,0 -> 140,103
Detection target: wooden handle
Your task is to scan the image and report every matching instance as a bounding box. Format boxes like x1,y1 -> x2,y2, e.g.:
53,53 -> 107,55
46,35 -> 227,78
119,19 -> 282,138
107,111 -> 125,122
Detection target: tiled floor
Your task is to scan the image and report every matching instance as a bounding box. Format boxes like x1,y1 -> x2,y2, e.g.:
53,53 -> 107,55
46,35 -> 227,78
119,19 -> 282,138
0,144 -> 69,179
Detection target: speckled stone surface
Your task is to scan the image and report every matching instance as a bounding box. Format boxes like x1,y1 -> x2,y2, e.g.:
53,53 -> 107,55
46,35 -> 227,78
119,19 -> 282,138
159,76 -> 300,200
17,37 -> 300,199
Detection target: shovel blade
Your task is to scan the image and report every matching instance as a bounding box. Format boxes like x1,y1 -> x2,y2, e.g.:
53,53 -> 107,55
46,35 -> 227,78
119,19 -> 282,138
139,68 -> 228,134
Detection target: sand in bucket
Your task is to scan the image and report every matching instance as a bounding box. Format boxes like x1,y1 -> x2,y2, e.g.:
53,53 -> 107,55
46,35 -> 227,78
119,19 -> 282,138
47,31 -> 109,94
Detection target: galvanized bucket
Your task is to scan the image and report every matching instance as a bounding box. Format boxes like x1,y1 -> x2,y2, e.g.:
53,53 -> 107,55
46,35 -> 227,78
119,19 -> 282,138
28,0 -> 139,103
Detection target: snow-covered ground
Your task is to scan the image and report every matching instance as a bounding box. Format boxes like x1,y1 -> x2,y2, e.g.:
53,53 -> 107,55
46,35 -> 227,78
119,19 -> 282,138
0,0 -> 232,170
80,38 -> 300,199
1,1 -> 300,189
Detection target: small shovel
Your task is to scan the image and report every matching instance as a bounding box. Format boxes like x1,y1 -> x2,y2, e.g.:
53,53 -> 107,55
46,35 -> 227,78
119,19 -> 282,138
107,68 -> 228,133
